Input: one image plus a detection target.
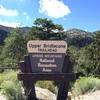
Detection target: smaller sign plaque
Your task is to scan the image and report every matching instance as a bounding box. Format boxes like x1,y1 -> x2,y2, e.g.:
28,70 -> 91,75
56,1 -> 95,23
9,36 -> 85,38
27,40 -> 67,73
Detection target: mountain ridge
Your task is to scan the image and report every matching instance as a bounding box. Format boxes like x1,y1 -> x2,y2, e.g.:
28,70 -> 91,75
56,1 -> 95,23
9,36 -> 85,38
0,25 -> 96,47
64,28 -> 94,47
0,25 -> 30,44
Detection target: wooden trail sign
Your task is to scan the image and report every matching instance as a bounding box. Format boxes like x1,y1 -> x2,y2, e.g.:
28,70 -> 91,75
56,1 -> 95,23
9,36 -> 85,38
27,40 -> 67,73
18,40 -> 75,100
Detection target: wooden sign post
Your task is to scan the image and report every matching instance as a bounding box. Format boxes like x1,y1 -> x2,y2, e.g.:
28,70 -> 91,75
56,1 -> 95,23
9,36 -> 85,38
18,40 -> 75,100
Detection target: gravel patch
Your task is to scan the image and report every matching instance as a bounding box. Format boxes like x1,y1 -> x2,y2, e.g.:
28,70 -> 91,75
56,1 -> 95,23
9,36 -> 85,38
72,90 -> 100,100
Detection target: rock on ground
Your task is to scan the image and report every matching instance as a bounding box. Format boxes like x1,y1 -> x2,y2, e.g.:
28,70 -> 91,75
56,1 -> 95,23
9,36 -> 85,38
0,94 -> 6,100
35,87 -> 56,100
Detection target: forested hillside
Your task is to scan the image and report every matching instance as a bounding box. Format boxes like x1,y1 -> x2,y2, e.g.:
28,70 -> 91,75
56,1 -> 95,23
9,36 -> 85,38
0,25 -> 30,44
65,29 -> 93,48
0,25 -> 94,47
0,29 -> 8,44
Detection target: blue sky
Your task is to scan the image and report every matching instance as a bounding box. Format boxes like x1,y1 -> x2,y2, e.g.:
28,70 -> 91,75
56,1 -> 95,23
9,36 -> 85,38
0,0 -> 100,32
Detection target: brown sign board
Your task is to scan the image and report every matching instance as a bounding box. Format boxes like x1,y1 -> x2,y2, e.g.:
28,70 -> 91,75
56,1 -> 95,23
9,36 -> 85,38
27,40 -> 67,73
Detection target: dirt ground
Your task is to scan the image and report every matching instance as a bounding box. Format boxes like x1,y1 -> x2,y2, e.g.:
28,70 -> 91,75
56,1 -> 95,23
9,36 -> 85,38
71,90 -> 100,100
1,90 -> 100,100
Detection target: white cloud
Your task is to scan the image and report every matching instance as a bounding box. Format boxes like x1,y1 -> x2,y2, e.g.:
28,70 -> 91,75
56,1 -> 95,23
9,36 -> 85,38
22,12 -> 30,20
0,5 -> 18,16
26,16 -> 30,20
22,12 -> 27,16
39,0 -> 71,18
0,20 -> 21,27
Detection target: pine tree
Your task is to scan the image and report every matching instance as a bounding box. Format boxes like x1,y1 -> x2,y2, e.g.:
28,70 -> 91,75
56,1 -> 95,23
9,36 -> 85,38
0,28 -> 26,67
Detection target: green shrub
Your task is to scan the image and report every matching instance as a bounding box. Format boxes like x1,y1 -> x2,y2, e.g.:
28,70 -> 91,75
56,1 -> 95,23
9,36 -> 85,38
0,70 -> 24,100
1,80 -> 23,100
72,77 -> 100,96
0,70 -> 18,87
3,70 -> 18,83
36,81 -> 56,93
0,73 -> 4,85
